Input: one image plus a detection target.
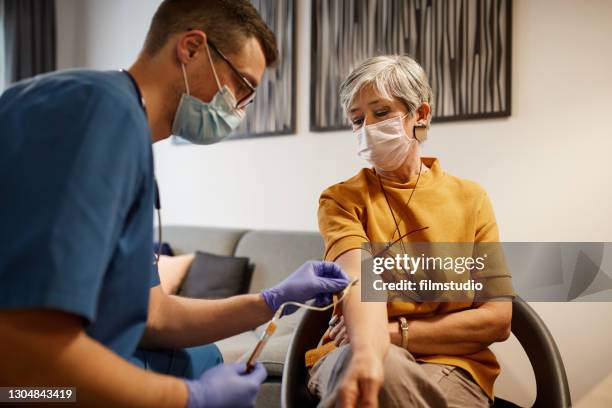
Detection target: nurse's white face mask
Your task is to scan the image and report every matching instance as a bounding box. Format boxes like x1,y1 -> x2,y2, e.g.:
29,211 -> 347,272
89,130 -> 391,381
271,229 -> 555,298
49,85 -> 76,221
171,44 -> 246,145
355,114 -> 414,172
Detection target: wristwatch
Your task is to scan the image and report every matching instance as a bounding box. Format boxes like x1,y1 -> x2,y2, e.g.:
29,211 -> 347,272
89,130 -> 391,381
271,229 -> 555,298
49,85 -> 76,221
398,317 -> 409,349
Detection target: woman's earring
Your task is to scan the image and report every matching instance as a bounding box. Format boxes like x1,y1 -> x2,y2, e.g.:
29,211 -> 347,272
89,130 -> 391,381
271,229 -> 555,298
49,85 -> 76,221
413,124 -> 428,142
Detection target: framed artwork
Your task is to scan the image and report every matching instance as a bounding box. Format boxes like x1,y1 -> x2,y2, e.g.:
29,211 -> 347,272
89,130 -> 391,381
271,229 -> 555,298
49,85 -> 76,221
310,0 -> 512,131
229,0 -> 296,140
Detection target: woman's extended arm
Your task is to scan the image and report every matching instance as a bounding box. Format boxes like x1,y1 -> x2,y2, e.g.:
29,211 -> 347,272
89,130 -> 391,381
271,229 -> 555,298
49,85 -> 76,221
332,248 -> 390,407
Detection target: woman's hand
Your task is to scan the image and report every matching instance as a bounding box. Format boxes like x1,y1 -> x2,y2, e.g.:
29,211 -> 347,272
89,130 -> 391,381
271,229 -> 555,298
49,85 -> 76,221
337,349 -> 385,408
328,315 -> 350,347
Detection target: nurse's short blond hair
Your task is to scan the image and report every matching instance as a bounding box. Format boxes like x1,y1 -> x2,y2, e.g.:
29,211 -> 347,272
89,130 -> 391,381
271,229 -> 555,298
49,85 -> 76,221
339,55 -> 434,124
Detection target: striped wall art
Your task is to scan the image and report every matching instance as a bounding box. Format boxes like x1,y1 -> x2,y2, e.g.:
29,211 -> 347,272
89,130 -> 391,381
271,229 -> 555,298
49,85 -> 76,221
311,0 -> 512,131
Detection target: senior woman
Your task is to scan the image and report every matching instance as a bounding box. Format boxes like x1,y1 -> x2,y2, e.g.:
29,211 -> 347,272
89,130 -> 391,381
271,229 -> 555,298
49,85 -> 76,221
306,55 -> 514,408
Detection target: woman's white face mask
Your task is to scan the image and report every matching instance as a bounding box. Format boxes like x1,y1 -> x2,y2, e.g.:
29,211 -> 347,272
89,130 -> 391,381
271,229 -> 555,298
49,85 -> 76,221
355,114 -> 413,172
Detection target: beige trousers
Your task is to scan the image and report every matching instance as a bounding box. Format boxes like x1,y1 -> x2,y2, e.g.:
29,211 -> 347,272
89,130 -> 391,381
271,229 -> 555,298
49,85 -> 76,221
307,345 -> 490,408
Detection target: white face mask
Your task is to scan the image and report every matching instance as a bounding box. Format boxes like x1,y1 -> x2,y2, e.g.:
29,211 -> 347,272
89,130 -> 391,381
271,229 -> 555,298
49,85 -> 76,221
171,44 -> 246,145
355,114 -> 413,172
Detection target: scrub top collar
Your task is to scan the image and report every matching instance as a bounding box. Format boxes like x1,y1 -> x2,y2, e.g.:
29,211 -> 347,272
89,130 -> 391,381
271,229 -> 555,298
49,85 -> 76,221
120,70 -> 162,257
121,69 -> 147,117
119,69 -> 160,215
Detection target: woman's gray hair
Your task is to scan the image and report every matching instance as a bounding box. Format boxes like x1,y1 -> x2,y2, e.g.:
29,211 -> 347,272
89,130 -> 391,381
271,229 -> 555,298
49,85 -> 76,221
339,55 -> 434,124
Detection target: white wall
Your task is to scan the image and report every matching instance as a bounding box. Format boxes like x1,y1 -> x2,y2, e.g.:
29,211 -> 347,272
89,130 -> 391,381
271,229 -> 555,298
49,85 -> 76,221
56,0 -> 612,403
56,0 -> 612,239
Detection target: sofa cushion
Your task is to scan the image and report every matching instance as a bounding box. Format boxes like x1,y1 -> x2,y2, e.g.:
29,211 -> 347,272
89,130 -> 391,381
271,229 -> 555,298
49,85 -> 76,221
241,333 -> 292,377
178,251 -> 252,299
215,331 -> 259,363
153,241 -> 174,256
255,380 -> 281,408
162,226 -> 248,256
234,230 -> 324,293
215,309 -> 306,377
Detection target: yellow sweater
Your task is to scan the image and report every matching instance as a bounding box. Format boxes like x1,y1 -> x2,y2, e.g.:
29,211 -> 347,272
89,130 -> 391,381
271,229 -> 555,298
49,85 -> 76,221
307,157 -> 514,400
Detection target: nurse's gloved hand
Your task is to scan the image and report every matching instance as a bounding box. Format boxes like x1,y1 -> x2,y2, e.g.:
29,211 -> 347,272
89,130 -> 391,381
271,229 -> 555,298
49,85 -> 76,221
185,362 -> 266,408
261,260 -> 349,315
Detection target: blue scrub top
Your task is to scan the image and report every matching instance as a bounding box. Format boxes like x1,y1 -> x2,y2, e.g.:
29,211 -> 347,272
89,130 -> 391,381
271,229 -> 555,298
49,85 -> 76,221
0,69 -> 160,359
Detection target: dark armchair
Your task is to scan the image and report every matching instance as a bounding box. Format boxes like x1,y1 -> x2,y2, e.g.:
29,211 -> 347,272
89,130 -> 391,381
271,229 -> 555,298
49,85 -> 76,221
281,298 -> 571,408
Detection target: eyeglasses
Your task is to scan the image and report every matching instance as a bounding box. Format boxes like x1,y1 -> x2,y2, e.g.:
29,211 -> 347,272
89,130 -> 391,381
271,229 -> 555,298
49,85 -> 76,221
208,41 -> 257,109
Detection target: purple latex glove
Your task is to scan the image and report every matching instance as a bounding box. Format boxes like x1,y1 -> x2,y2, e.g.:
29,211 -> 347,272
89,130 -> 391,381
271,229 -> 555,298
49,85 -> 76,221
261,260 -> 349,315
185,362 -> 267,408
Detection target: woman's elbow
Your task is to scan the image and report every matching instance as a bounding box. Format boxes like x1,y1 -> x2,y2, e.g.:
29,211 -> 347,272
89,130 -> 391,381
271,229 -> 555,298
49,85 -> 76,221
480,302 -> 512,343
474,322 -> 510,349
495,318 -> 512,341
489,309 -> 512,342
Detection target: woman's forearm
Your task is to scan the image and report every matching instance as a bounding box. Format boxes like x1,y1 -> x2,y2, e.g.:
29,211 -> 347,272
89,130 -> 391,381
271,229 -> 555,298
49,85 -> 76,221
388,319 -> 487,355
389,302 -> 512,355
337,249 -> 390,358
344,284 -> 389,356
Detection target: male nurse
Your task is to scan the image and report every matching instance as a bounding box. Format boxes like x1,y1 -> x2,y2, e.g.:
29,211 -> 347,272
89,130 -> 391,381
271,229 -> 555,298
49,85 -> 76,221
0,1 -> 348,407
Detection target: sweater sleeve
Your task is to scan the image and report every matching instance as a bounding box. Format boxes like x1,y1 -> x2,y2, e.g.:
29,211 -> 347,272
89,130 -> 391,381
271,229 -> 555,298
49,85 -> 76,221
472,191 -> 515,300
318,188 -> 369,262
